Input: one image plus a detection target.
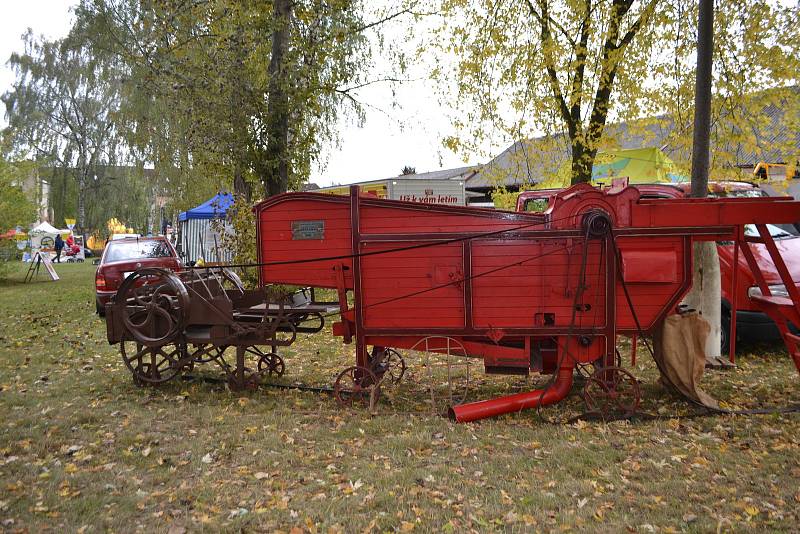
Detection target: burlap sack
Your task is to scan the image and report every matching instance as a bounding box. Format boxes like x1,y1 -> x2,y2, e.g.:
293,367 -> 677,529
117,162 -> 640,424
652,312 -> 720,409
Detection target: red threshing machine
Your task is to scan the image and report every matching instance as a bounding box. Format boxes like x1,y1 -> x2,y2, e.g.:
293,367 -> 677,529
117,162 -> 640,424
254,183 -> 800,422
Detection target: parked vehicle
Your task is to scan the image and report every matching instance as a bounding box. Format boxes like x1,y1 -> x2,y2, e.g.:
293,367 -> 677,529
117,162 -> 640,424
95,237 -> 181,316
516,181 -> 800,352
110,233 -> 141,241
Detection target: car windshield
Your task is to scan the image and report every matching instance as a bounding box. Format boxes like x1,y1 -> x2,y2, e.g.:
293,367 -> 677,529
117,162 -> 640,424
708,187 -> 765,198
523,198 -> 550,212
104,240 -> 172,263
743,224 -> 795,239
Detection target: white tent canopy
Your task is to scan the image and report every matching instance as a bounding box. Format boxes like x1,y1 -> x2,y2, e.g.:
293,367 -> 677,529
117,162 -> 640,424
30,222 -> 69,235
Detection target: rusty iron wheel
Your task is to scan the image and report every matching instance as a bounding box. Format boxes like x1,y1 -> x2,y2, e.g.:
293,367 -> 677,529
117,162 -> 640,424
191,344 -> 224,364
582,366 -> 641,419
333,365 -> 380,409
411,336 -> 473,416
607,367 -> 641,416
383,349 -> 406,384
253,349 -> 285,377
576,349 -> 622,379
582,375 -> 613,418
120,340 -> 184,385
117,269 -> 189,347
227,367 -> 261,392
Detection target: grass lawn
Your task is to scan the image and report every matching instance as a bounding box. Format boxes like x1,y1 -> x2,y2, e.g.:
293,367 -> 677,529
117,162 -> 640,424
1,262 -> 799,533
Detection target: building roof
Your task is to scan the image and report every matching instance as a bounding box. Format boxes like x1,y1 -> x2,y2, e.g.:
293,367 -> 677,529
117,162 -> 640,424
320,165 -> 479,190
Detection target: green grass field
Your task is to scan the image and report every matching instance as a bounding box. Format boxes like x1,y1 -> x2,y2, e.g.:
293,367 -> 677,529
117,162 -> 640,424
1,262 -> 799,533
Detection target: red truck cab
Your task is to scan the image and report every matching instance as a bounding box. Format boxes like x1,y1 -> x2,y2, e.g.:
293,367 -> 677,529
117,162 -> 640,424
516,182 -> 800,351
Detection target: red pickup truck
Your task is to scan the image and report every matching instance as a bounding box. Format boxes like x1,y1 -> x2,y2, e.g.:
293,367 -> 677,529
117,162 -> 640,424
516,182 -> 800,352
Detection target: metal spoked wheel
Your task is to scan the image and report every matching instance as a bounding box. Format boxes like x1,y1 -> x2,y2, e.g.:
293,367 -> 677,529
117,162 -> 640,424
333,365 -> 381,409
411,336 -> 474,416
576,349 -> 622,379
249,347 -> 285,377
227,367 -> 261,392
191,344 -> 225,364
116,268 -> 189,347
383,349 -> 406,385
120,340 -> 186,386
582,366 -> 641,419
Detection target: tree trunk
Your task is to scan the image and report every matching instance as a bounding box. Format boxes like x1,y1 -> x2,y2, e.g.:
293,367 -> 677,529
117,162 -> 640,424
682,242 -> 722,361
146,184 -> 156,236
684,0 -> 725,365
76,169 -> 87,236
233,166 -> 252,202
263,0 -> 291,198
570,139 -> 596,185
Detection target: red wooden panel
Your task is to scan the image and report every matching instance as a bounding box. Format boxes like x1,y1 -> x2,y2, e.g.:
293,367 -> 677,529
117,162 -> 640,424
471,239 -> 608,328
615,236 -> 688,330
257,198 -> 353,289
360,241 -> 465,329
621,249 -> 678,283
359,203 -> 546,235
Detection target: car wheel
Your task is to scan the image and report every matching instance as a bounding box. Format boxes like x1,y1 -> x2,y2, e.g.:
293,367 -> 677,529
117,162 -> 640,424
720,307 -> 731,356
96,302 -> 106,317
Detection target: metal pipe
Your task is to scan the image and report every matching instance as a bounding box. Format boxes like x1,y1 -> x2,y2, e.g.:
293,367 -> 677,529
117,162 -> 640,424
448,364 -> 574,422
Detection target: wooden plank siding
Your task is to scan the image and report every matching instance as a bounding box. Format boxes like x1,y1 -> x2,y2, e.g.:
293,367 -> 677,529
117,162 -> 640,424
255,191 -> 689,334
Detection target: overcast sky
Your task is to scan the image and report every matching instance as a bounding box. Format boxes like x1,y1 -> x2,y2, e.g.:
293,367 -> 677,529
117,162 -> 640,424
0,2 -> 481,187
0,0 -> 77,122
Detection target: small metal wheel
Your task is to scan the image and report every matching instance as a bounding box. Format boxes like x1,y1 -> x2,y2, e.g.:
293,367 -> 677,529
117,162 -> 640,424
116,268 -> 189,347
582,366 -> 641,419
253,349 -> 285,377
227,367 -> 261,392
192,344 -> 225,364
409,336 -> 474,416
121,340 -> 185,386
576,349 -> 622,379
383,349 -> 406,384
333,365 -> 381,409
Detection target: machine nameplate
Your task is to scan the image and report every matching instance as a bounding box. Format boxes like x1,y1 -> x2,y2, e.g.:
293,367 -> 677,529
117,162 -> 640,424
291,220 -> 325,240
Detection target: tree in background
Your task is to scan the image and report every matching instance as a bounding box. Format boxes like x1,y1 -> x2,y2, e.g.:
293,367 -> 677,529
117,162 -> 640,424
46,164 -> 160,235
76,0 -> 415,201
438,0 -> 799,186
0,148 -> 37,276
0,152 -> 37,232
2,31 -> 123,237
67,0 -> 416,271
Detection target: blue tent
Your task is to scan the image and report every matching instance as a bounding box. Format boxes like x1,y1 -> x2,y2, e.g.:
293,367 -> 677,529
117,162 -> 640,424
177,193 -> 235,263
178,192 -> 234,222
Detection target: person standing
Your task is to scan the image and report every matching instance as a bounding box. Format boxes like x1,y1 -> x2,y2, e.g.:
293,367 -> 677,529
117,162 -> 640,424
54,234 -> 65,263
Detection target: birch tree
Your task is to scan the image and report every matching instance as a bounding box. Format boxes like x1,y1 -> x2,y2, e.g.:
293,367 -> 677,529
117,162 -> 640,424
77,0 -> 416,200
3,32 -> 121,235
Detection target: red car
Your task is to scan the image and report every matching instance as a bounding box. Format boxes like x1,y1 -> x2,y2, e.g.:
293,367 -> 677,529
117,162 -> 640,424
516,181 -> 800,352
95,237 -> 182,316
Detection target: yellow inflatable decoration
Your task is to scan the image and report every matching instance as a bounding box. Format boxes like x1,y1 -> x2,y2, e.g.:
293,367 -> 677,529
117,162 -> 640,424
106,217 -> 129,234
534,147 -> 688,190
